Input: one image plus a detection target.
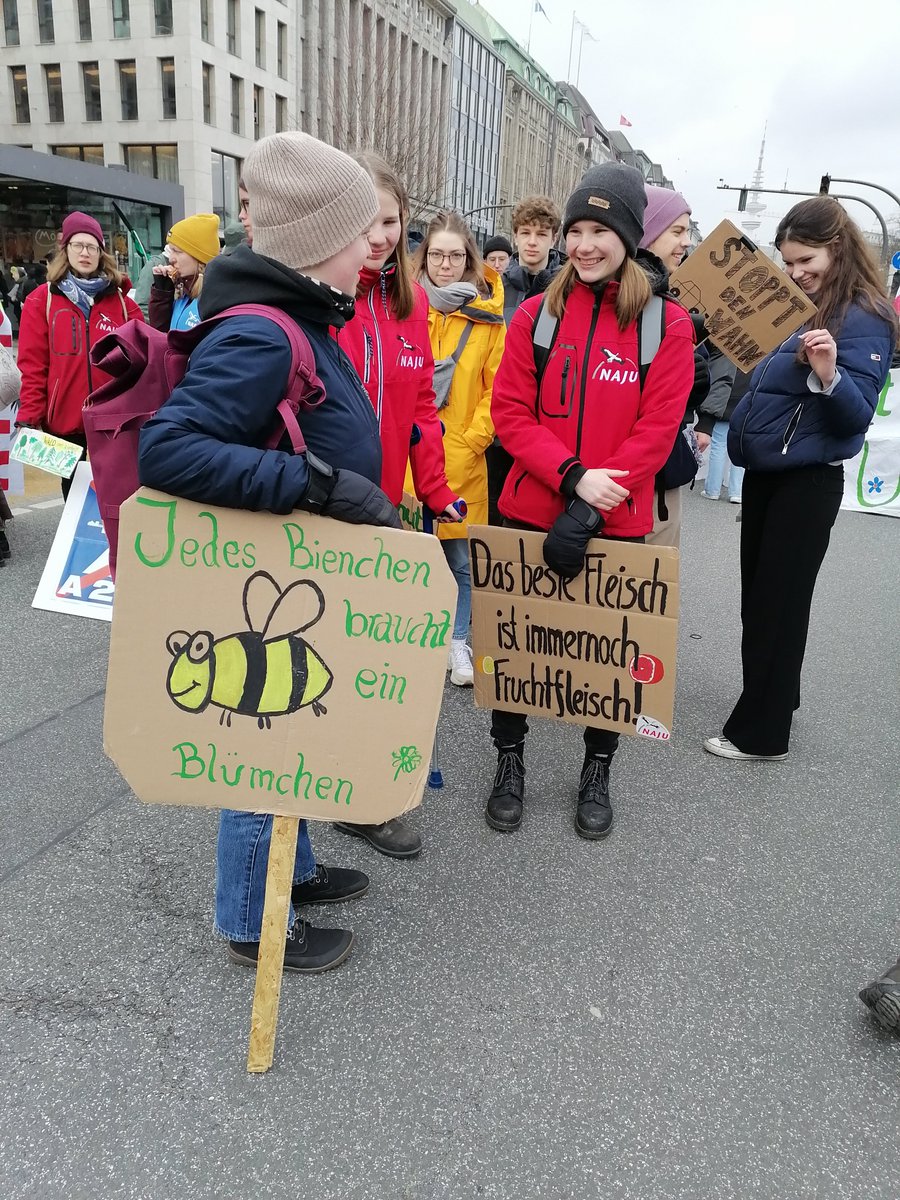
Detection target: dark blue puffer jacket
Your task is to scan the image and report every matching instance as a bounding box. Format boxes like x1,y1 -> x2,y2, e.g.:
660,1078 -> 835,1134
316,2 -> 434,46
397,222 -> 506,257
139,245 -> 382,512
728,300 -> 896,471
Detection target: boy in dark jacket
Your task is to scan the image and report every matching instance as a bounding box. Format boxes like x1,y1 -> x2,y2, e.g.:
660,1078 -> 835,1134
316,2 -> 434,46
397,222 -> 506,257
139,132 -> 400,976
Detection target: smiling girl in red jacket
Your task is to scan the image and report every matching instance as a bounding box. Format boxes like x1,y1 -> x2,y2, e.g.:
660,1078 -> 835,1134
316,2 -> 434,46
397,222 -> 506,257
16,211 -> 142,496
337,152 -> 460,862
487,163 -> 695,840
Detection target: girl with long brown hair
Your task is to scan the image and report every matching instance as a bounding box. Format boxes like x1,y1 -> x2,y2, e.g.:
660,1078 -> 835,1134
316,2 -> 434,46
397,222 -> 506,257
337,154 -> 461,860
706,197 -> 898,761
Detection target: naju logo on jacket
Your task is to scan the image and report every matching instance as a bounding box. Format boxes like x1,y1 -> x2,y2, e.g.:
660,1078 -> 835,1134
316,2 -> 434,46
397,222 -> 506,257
592,349 -> 638,385
95,314 -> 118,335
396,334 -> 424,371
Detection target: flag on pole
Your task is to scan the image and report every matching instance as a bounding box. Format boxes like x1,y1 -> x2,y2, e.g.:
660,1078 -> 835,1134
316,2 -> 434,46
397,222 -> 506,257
535,1 -> 550,18
619,115 -> 633,127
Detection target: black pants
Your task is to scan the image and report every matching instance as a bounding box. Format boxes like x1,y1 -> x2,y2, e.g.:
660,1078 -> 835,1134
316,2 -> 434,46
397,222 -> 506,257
59,430 -> 88,501
491,520 -> 644,762
485,439 -> 514,526
723,464 -> 843,756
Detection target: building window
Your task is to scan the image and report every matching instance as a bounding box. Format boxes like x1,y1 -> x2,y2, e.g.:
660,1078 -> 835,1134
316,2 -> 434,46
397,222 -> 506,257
226,0 -> 238,54
111,0 -> 130,38
37,0 -> 54,43
77,0 -> 91,39
276,20 -> 286,78
254,8 -> 265,68
154,0 -> 172,35
52,144 -> 104,165
275,93 -> 286,132
124,143 -> 178,183
118,59 -> 138,120
253,85 -> 263,139
81,61 -> 101,120
3,0 -> 20,47
202,62 -> 213,124
159,57 -> 176,118
10,65 -> 29,123
230,74 -> 243,134
200,0 -> 211,42
211,149 -> 240,222
44,63 -> 64,121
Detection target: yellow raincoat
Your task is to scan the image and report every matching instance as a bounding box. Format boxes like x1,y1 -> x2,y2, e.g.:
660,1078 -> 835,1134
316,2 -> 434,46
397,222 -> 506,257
424,267 -> 506,540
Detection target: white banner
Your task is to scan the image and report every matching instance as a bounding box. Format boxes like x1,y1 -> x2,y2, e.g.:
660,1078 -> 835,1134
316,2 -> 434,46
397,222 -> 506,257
841,368 -> 899,518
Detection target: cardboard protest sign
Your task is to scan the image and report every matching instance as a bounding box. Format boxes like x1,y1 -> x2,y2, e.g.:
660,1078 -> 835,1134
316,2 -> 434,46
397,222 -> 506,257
11,426 -> 83,478
32,463 -> 115,621
841,368 -> 900,518
469,526 -> 679,742
669,220 -> 816,371
398,490 -> 426,532
105,490 -> 456,822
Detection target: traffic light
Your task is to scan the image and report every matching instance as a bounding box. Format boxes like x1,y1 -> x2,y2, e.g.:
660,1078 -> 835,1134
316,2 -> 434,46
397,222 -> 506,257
819,174 -> 831,195
738,188 -> 748,212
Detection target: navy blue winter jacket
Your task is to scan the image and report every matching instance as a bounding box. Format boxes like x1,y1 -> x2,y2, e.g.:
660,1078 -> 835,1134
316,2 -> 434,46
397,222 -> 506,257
728,300 -> 896,471
138,245 -> 382,512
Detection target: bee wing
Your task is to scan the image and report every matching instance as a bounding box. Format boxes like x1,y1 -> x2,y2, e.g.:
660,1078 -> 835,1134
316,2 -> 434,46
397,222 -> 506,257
261,579 -> 326,641
242,570 -> 282,633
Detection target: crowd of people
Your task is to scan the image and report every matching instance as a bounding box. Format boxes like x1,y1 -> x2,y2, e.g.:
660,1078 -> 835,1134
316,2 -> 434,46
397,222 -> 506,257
1,131 -> 897,1032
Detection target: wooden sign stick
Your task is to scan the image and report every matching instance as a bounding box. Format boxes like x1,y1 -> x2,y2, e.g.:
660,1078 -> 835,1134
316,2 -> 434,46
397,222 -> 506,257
246,814 -> 298,1074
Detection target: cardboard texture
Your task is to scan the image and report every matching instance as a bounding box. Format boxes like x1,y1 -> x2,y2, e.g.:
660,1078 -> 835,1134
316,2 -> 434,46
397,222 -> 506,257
105,490 -> 456,821
669,220 -> 816,371
469,526 -> 679,742
398,491 -> 426,532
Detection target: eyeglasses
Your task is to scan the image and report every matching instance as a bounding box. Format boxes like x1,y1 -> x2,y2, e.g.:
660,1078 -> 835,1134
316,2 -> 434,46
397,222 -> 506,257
69,241 -> 101,256
427,250 -> 466,266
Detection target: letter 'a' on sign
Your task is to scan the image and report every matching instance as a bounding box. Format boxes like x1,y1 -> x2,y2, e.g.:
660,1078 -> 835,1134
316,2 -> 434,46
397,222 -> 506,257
669,219 -> 817,371
468,525 -> 680,742
104,489 -> 456,824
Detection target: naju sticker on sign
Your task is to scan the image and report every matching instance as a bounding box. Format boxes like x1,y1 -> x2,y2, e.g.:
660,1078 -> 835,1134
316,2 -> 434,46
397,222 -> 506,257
105,490 -> 456,822
468,526 -> 679,741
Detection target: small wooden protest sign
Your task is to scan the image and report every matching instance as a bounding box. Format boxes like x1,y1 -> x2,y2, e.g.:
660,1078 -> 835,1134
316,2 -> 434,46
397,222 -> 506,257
469,526 -> 679,743
669,220 -> 816,371
105,490 -> 456,1072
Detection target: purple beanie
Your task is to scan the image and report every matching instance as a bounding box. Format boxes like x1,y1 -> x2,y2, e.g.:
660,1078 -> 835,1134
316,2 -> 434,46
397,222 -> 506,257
61,211 -> 105,249
639,186 -> 691,251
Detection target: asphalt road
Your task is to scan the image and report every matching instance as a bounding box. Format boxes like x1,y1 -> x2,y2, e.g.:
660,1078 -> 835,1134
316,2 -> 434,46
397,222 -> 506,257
0,487 -> 897,1200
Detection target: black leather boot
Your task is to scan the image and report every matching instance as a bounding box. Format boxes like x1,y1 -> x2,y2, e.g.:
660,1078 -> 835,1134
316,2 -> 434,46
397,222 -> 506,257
485,744 -> 525,831
575,754 -> 613,839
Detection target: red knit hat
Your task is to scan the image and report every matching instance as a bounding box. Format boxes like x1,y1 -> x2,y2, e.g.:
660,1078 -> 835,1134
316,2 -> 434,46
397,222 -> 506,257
61,211 -> 105,249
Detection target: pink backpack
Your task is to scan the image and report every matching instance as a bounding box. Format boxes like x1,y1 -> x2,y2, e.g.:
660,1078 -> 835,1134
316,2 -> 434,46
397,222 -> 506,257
84,304 -> 325,578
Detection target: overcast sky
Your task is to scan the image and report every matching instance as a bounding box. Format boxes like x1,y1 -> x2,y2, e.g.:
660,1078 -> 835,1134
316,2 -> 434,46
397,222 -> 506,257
479,0 -> 900,247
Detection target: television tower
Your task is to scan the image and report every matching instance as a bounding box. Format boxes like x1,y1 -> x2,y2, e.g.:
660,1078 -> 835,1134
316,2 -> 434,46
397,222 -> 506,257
742,124 -> 768,242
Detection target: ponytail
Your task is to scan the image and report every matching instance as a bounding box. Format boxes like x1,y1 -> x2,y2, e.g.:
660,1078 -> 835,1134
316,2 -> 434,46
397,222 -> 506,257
544,257 -> 652,332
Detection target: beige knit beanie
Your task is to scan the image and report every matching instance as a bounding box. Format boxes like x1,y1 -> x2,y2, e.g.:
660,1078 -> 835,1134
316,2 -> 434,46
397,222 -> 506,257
242,132 -> 378,270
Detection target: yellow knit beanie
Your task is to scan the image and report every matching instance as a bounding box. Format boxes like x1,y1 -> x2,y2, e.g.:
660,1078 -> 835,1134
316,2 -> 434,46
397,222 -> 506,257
167,214 -> 221,264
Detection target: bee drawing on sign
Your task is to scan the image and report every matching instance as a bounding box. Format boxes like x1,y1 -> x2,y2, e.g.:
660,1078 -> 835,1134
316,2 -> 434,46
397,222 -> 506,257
165,570 -> 333,728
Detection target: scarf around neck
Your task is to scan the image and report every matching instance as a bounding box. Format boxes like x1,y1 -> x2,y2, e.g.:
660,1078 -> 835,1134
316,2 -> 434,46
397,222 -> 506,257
59,271 -> 110,317
420,276 -> 478,315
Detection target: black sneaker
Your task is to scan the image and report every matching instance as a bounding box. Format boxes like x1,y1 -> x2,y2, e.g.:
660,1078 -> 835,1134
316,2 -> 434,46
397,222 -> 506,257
291,863 -> 369,905
334,817 -> 422,859
228,918 -> 354,974
0,530 -> 9,560
575,755 -> 613,840
859,956 -> 900,1033
485,745 -> 525,831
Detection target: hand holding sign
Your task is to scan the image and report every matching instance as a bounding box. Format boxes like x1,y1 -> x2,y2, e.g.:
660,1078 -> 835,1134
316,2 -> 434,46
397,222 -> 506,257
799,328 -> 838,388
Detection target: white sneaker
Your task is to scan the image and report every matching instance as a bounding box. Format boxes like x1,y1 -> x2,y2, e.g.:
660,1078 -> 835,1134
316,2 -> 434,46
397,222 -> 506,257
729,496 -> 742,505
703,736 -> 787,761
449,640 -> 474,686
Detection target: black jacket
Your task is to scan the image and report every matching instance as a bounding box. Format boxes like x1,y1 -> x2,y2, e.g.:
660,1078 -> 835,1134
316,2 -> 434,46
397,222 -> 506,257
501,249 -> 565,324
139,244 -> 382,513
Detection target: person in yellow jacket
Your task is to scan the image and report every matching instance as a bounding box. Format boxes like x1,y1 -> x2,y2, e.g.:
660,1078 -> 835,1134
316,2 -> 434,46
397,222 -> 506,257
414,211 -> 506,685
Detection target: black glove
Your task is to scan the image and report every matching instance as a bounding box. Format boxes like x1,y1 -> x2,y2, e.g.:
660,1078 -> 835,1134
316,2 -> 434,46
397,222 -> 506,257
542,497 -> 604,579
300,453 -> 400,529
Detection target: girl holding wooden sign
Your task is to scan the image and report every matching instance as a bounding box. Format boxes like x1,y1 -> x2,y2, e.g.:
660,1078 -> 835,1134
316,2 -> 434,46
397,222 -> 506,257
705,197 -> 898,762
486,163 -> 695,839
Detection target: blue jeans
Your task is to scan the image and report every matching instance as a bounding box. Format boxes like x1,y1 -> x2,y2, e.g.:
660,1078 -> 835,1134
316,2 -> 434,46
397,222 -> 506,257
442,537 -> 471,640
705,420 -> 744,500
214,811 -> 317,942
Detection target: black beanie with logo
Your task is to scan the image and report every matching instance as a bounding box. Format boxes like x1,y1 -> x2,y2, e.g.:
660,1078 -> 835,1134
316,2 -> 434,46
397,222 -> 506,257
562,163 -> 647,258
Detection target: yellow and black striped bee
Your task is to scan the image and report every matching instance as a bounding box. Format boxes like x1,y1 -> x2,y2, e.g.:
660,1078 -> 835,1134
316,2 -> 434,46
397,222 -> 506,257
165,570 -> 332,728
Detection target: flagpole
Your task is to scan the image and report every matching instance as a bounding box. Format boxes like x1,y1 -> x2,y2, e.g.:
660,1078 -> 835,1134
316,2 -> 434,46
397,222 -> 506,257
568,11 -> 576,80
527,1 -> 535,53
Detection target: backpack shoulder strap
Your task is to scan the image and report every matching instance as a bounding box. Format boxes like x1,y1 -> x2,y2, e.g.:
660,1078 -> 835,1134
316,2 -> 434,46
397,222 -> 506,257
531,298 -> 559,389
450,319 -> 474,364
46,285 -> 52,322
637,294 -> 665,388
